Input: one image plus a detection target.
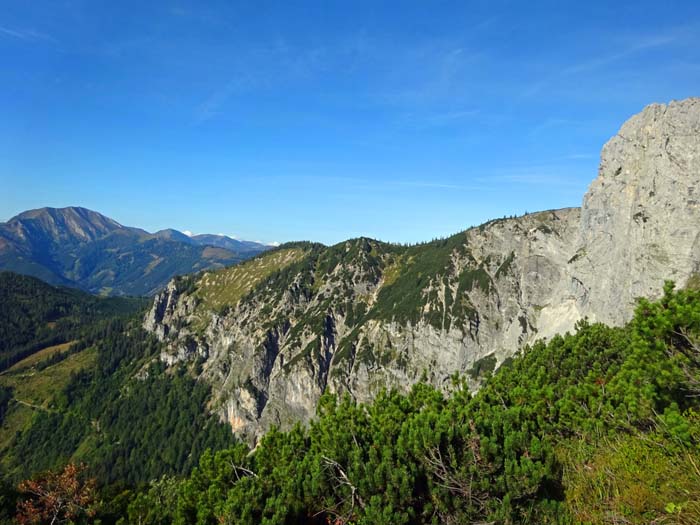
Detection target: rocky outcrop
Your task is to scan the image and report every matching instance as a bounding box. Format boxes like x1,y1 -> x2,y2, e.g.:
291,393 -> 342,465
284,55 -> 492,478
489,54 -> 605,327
145,98 -> 700,443
535,98 -> 700,335
572,98 -> 700,324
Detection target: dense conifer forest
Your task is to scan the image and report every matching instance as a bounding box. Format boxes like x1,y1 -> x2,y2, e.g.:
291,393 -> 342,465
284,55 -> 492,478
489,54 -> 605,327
0,272 -> 145,372
0,272 -> 699,523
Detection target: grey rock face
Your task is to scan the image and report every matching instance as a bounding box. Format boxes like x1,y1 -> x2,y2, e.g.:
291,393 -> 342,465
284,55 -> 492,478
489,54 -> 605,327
144,98 -> 700,443
570,98 -> 700,325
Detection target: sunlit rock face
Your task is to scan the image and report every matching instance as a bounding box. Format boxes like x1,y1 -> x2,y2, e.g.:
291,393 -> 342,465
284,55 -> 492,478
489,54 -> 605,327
569,98 -> 700,325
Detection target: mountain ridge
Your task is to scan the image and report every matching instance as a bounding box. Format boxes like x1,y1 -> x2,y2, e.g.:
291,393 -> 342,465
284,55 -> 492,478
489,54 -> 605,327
0,206 -> 272,296
146,207 -> 582,440
145,97 -> 700,442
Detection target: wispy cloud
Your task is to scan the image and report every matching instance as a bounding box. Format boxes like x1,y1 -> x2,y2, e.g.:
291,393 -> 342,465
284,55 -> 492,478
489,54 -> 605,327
371,45 -> 485,107
194,81 -> 243,123
399,108 -> 481,129
390,180 -> 486,191
476,164 -> 590,188
169,6 -> 189,17
192,40 -> 328,123
424,109 -> 480,126
188,21 -> 492,124
522,29 -> 682,98
562,153 -> 596,160
528,117 -> 580,135
0,25 -> 55,43
433,109 -> 479,121
562,34 -> 676,75
487,173 -> 582,187
246,173 -> 488,193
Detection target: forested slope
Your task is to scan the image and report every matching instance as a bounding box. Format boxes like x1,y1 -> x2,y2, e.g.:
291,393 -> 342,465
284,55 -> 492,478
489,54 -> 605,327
0,277 -> 237,523
0,272 -> 144,371
118,281 -> 700,525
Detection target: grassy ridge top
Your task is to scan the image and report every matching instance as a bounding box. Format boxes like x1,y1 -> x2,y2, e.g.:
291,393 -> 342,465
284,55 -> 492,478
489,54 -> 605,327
193,247 -> 310,311
170,210 -> 576,337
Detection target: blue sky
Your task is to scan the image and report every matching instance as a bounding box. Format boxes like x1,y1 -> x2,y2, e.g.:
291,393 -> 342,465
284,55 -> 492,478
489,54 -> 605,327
1,1 -> 699,245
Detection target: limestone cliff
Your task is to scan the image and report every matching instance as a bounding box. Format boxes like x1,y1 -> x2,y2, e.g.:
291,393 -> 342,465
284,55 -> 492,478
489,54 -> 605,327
144,98 -> 700,442
572,98 -> 700,324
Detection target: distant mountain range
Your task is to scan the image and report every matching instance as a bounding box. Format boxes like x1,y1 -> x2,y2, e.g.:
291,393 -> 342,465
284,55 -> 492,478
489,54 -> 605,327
0,207 -> 271,296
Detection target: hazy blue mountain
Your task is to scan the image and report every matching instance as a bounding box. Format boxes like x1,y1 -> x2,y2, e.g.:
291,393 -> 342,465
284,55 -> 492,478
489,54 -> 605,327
0,207 -> 271,296
189,233 -> 269,253
152,228 -> 197,244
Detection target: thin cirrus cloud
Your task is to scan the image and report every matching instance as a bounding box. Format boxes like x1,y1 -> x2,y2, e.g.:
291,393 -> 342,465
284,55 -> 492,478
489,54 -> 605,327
248,174 -> 488,194
191,34 -> 485,124
521,29 -> 685,98
402,109 -> 481,128
390,180 -> 487,192
192,42 -> 328,123
476,165 -> 589,188
427,109 -> 480,123
563,153 -> 597,160
562,34 -> 678,75
194,80 -> 246,123
0,25 -> 55,42
369,48 -> 486,108
527,118 -> 599,137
